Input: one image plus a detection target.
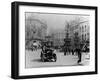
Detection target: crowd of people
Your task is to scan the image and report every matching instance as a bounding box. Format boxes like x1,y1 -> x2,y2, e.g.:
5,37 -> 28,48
31,40 -> 89,64
41,41 -> 86,64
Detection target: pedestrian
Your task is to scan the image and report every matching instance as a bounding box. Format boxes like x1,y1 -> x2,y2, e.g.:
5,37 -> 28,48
72,49 -> 74,55
77,48 -> 82,63
64,46 -> 69,56
64,47 -> 67,56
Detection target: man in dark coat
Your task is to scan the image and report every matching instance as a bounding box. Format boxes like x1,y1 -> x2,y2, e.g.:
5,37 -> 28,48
76,48 -> 82,63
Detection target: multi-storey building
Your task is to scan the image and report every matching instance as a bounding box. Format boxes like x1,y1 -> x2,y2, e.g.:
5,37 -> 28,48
65,19 -> 90,49
79,21 -> 90,43
50,30 -> 66,47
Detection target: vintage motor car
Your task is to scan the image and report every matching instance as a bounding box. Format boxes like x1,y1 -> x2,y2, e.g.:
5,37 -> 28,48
40,47 -> 57,62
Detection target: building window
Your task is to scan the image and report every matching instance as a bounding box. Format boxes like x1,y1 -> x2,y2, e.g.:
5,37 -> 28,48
80,27 -> 81,32
82,34 -> 84,40
87,33 -> 89,38
85,25 -> 86,32
82,26 -> 84,32
85,34 -> 86,40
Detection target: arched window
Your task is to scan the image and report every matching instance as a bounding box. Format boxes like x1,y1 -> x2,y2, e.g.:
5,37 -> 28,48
82,26 -> 84,32
85,25 -> 86,32
80,27 -> 81,32
85,34 -> 86,40
82,34 -> 84,40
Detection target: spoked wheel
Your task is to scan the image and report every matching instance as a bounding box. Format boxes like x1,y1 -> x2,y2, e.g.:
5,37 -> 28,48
41,57 -> 45,62
41,55 -> 46,62
53,54 -> 57,62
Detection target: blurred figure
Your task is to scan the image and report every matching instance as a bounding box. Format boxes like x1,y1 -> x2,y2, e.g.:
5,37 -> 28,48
76,48 -> 82,63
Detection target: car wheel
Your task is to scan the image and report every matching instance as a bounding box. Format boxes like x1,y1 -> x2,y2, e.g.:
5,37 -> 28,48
53,54 -> 57,62
41,56 -> 45,62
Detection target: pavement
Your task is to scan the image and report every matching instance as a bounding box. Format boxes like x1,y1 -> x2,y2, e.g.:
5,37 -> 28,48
25,49 -> 90,68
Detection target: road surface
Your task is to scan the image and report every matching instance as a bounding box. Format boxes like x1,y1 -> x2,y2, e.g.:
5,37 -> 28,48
25,49 -> 90,68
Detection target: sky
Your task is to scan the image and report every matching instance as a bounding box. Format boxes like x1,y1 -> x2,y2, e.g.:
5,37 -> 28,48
25,12 -> 89,35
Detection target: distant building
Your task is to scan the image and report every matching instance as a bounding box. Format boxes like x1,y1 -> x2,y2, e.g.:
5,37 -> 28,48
79,21 -> 89,43
65,19 -> 90,49
50,30 -> 66,47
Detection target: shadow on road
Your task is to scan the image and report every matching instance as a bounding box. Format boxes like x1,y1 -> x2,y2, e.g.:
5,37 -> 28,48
31,59 -> 42,62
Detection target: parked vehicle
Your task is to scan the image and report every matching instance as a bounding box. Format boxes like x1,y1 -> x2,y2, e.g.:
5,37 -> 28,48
40,47 -> 57,62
